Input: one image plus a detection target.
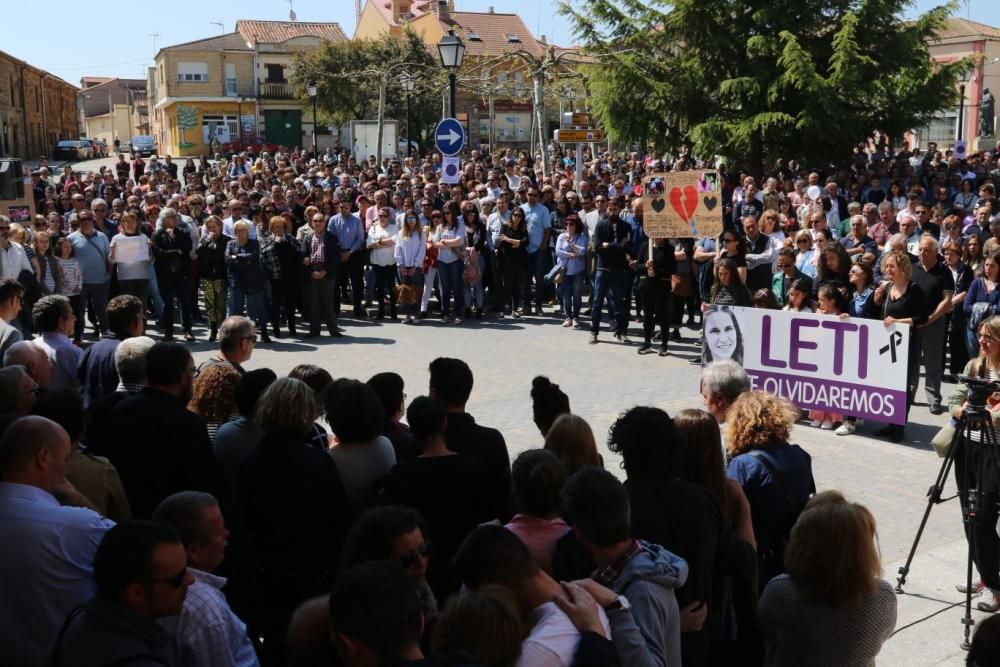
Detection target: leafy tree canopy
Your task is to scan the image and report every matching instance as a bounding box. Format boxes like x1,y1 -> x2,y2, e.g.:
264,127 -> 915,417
560,0 -> 971,171
293,29 -> 442,138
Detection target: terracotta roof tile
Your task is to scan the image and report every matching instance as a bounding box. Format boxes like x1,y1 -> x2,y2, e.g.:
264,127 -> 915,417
161,32 -> 251,53
236,19 -> 348,45
444,11 -> 543,57
932,18 -> 1000,41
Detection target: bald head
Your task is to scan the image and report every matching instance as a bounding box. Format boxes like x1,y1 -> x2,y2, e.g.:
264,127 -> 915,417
4,341 -> 52,388
0,415 -> 70,490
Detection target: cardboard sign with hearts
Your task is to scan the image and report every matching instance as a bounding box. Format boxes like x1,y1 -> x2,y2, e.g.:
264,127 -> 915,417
642,169 -> 722,240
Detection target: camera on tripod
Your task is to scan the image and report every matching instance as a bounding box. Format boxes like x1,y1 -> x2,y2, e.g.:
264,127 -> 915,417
956,375 -> 1000,412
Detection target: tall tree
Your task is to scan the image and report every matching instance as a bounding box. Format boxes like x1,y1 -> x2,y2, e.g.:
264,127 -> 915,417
292,29 -> 442,148
561,0 -> 969,173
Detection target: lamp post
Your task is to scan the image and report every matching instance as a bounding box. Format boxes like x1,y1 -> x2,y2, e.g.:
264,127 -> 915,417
306,80 -> 318,158
401,73 -> 415,157
437,29 -> 465,118
958,69 -> 974,143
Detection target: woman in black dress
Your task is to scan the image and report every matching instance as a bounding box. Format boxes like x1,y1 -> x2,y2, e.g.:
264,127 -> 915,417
497,207 -> 529,318
872,250 -> 927,441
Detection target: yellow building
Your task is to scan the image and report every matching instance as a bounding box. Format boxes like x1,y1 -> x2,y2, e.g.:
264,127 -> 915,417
151,32 -> 255,157
151,21 -> 348,157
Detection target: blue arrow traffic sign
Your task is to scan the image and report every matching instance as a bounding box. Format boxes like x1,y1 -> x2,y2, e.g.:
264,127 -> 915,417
435,117 -> 465,156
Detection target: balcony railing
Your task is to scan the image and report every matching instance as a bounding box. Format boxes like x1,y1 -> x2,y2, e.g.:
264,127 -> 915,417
224,82 -> 256,98
259,81 -> 295,99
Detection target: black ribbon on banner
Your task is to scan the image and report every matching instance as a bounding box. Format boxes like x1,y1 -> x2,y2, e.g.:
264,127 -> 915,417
880,330 -> 903,363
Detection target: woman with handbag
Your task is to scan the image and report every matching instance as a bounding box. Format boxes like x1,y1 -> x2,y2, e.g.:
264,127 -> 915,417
554,214 -> 588,327
394,210 -> 426,325
964,251 -> 1000,358
462,205 -> 488,319
946,315 -> 1000,611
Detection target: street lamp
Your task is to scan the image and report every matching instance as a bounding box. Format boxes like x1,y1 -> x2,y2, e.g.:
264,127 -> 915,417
307,80 -> 318,158
401,73 -> 415,157
437,29 -> 465,118
957,68 -> 974,142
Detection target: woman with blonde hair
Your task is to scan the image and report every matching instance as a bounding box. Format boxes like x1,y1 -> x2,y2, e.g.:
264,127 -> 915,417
726,390 -> 815,589
872,250 -> 926,441
758,491 -> 896,666
947,315 -> 1000,611
543,413 -> 602,474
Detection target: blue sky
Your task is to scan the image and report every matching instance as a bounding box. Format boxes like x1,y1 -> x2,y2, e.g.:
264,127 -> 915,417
6,0 -> 1000,85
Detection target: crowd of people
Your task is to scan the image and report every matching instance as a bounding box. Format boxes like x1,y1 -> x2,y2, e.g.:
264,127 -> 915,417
1,138 -> 1000,666
0,290 -> 912,666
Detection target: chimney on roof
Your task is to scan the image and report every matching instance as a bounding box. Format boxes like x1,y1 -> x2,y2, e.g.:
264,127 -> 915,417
540,35 -> 547,44
488,5 -> 494,12
435,0 -> 449,21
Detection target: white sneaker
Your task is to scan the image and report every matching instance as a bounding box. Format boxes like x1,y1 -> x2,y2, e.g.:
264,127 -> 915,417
810,419 -> 823,428
835,422 -> 856,436
821,420 -> 835,430
978,588 -> 1000,612
562,319 -> 572,327
957,580 -> 985,594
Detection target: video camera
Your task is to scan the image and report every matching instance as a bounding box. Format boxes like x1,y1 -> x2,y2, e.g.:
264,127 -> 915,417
956,374 -> 1000,411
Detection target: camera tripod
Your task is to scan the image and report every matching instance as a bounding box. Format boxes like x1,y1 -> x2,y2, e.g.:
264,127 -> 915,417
896,391 -> 1000,649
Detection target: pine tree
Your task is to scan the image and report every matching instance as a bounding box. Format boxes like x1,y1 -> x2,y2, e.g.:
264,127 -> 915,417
561,0 -> 969,172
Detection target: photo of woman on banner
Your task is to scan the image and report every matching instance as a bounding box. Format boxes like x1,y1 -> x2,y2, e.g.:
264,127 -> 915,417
703,304 -> 746,365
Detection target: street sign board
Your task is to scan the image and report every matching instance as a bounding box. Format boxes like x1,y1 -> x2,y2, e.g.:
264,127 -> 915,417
435,117 -> 465,156
561,112 -> 593,127
554,129 -> 605,143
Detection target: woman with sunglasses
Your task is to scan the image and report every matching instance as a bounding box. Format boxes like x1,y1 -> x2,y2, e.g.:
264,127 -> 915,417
497,206 -> 529,318
367,206 -> 400,320
395,209 -> 426,325
718,232 -> 748,284
947,316 -> 1000,611
431,202 -> 467,324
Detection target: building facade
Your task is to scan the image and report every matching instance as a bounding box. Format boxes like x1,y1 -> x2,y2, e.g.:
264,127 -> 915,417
151,21 -> 347,157
0,50 -> 78,160
919,18 -> 1000,150
77,77 -> 149,149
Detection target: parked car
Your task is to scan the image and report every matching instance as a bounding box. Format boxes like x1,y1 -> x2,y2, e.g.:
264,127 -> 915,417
92,138 -> 109,157
130,135 -> 157,157
52,140 -> 89,162
77,139 -> 97,160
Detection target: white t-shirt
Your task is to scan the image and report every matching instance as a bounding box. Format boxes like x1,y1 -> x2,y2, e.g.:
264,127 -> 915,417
514,601 -> 610,667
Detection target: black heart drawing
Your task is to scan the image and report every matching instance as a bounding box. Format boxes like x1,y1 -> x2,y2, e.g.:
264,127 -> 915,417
703,196 -> 718,211
650,198 -> 666,213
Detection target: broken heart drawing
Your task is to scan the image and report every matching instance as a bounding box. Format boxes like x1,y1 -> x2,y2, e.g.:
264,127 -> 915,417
669,186 -> 698,220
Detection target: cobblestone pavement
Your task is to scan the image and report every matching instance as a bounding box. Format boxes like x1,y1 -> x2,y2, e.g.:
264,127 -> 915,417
184,308 -> 983,666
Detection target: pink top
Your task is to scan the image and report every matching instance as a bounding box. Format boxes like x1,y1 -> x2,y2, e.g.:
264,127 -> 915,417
505,515 -> 572,572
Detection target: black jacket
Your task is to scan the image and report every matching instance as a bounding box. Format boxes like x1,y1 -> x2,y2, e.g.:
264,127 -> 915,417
634,239 -> 677,283
197,233 -> 232,280
593,216 -> 632,272
299,230 -> 341,276
106,387 -> 222,519
445,412 -> 512,521
151,224 -> 193,275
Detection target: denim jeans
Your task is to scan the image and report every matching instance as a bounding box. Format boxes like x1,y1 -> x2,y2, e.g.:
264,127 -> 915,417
75,281 -> 109,340
229,284 -> 268,326
157,270 -> 192,335
437,260 -> 465,316
967,327 -> 981,359
146,263 -> 164,320
465,255 -> 486,310
523,250 -> 547,312
561,272 -> 584,320
590,269 -> 627,334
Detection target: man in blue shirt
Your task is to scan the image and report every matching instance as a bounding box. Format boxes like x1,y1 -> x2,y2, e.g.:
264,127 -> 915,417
67,212 -> 111,341
328,199 -> 367,318
521,187 -> 552,315
0,416 -> 115,665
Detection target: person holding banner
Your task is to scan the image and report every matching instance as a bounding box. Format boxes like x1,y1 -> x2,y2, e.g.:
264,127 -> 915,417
633,237 -> 676,356
873,251 -> 927,442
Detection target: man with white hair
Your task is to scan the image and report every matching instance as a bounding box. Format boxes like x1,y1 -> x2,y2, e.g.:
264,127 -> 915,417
0,215 -> 33,282
912,235 -> 954,415
85,336 -> 156,457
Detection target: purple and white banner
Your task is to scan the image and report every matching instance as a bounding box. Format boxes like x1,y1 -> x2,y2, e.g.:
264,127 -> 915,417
702,305 -> 911,425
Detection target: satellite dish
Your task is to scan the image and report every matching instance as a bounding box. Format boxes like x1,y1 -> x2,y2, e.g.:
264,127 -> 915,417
289,9 -> 297,20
